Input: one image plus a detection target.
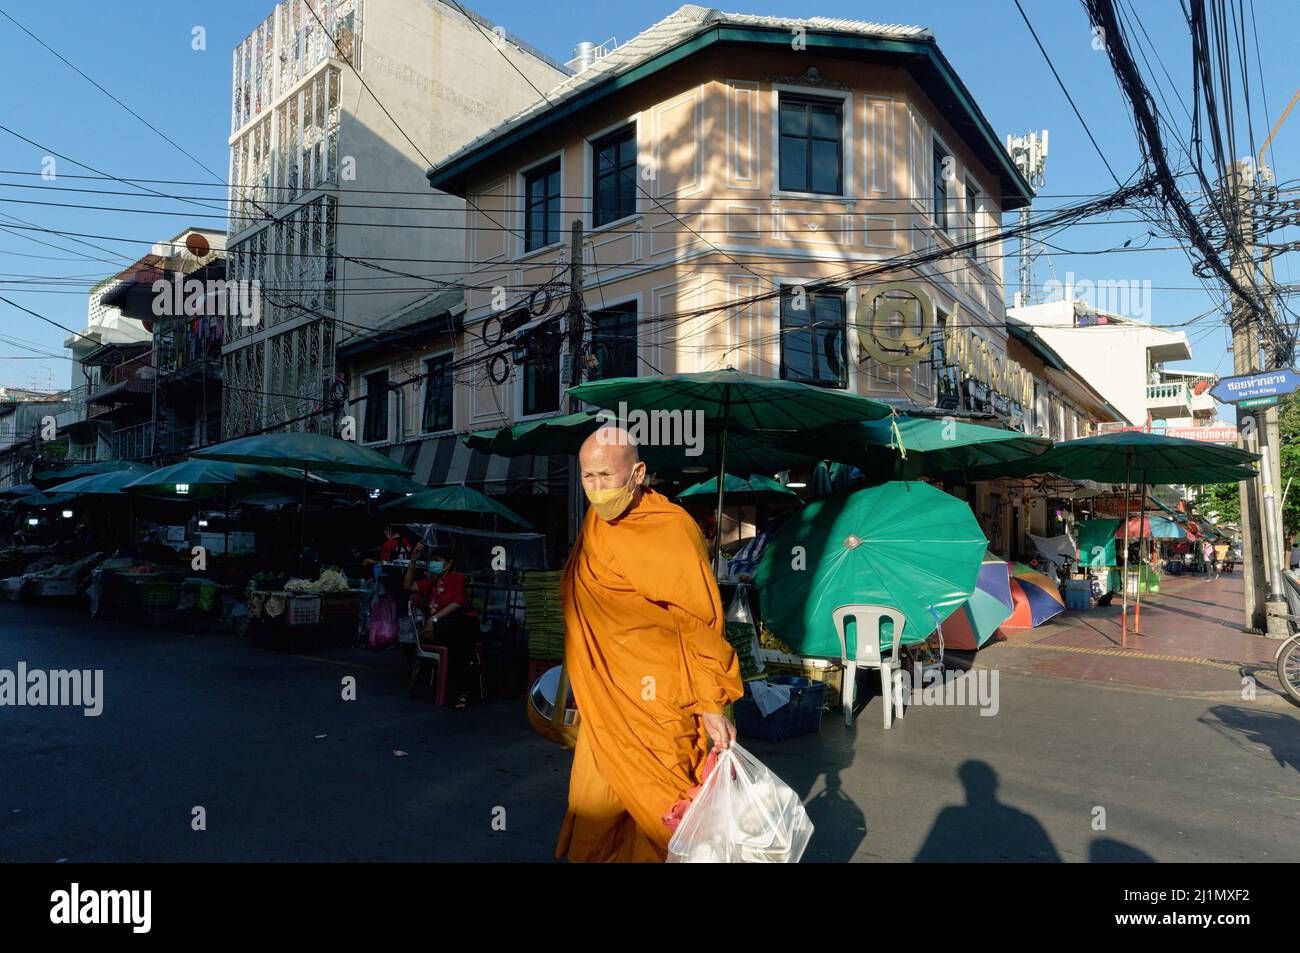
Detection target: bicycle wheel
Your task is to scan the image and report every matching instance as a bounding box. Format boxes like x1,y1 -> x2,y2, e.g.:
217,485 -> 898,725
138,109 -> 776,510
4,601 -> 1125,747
1277,636 -> 1300,706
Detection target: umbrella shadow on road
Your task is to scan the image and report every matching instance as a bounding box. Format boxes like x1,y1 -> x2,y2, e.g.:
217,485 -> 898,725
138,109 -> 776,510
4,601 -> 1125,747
914,760 -> 1061,862
1197,705 -> 1300,773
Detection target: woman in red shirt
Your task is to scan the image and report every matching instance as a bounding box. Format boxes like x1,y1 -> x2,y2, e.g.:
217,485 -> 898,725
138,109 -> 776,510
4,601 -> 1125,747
403,543 -> 478,710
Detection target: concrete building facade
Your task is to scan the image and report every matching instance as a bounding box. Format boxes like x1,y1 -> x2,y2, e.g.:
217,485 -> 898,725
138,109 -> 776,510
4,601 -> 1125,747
222,0 -> 567,437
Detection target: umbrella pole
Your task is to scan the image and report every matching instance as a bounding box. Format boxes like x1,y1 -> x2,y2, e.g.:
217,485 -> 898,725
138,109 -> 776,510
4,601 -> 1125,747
299,467 -> 308,576
1135,473 -> 1147,633
713,426 -> 729,577
1121,453 -> 1131,648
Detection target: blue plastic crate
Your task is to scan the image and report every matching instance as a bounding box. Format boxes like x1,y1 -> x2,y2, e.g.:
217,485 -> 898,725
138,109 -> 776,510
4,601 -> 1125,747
735,675 -> 825,741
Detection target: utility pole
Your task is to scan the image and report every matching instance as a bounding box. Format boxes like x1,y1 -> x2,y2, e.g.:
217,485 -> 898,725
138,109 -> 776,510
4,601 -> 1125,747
1006,131 -> 1049,307
1228,159 -> 1270,632
1250,162 -> 1293,638
565,219 -> 586,547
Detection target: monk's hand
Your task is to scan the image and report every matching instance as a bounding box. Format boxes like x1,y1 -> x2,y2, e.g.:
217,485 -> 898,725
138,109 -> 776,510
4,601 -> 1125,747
701,711 -> 736,751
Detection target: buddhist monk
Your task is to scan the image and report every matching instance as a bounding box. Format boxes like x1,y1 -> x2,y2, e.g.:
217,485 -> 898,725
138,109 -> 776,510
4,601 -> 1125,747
555,426 -> 744,863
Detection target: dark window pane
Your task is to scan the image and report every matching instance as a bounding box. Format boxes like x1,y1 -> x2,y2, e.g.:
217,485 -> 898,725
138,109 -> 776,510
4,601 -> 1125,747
422,356 -> 452,432
810,105 -> 839,139
779,137 -> 807,191
364,372 -> 388,442
779,102 -> 807,136
811,139 -> 840,194
590,302 -> 638,380
524,160 -> 561,250
781,290 -> 845,387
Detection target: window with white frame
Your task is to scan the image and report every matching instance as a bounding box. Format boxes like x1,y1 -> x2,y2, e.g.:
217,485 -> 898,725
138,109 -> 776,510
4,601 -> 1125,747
592,125 -> 637,227
524,159 -> 562,252
780,287 -> 847,388
778,95 -> 843,195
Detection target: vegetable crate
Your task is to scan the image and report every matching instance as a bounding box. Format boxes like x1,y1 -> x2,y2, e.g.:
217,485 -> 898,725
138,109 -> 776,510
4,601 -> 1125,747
287,595 -> 322,626
735,676 -> 825,741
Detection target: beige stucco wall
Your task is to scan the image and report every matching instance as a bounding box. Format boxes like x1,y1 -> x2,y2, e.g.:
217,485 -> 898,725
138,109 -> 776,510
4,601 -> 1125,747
448,45 -> 1016,434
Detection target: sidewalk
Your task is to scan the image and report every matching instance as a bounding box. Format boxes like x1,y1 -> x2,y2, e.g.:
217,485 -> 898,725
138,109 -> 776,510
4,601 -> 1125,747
975,569 -> 1291,699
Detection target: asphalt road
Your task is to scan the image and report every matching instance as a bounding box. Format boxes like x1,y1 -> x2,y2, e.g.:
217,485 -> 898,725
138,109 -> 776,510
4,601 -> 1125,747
1,602 -> 1297,863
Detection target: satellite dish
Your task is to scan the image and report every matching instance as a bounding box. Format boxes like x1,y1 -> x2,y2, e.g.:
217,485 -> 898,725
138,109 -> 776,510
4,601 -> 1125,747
185,232 -> 211,258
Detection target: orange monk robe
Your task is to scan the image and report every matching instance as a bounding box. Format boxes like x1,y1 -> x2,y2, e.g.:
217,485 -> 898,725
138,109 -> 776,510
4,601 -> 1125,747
555,487 -> 744,863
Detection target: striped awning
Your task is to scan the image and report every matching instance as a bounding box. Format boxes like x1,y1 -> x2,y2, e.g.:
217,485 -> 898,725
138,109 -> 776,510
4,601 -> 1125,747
386,434 -> 560,496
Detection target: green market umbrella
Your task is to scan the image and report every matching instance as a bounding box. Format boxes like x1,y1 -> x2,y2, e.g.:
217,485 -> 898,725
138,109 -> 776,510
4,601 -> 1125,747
19,465 -> 155,505
465,412 -> 602,456
121,458 -> 319,501
569,370 -> 891,567
967,430 -> 1258,483
380,484 -> 535,530
810,461 -> 859,500
677,472 -> 800,503
320,471 -> 429,496
192,431 -> 411,476
31,458 -> 151,488
465,410 -> 813,478
785,416 -> 1050,482
755,481 -> 988,657
973,430 -> 1259,646
193,432 -> 411,571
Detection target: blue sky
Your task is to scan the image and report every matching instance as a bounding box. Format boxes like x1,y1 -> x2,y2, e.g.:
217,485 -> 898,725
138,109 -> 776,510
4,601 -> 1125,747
1,0 -> 1296,411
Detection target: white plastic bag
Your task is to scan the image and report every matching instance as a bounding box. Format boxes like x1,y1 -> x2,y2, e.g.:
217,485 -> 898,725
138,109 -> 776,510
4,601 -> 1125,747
666,744 -> 813,863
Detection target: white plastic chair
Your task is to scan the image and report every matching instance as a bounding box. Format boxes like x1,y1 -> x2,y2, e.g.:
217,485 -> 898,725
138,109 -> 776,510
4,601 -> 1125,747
832,604 -> 906,729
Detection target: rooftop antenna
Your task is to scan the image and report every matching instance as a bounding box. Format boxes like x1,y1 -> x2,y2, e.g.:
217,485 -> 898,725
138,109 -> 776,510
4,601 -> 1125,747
1006,131 -> 1049,308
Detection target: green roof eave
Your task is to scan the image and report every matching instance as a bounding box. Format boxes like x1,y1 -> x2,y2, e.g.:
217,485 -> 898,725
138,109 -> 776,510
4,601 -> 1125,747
426,25 -> 1034,208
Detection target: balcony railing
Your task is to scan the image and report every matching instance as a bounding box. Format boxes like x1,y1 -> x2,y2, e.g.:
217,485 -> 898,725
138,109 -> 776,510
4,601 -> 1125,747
1146,381 -> 1193,419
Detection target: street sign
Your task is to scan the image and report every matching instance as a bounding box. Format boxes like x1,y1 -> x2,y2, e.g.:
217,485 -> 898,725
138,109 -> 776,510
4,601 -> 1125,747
1210,368 -> 1300,403
1238,395 -> 1279,409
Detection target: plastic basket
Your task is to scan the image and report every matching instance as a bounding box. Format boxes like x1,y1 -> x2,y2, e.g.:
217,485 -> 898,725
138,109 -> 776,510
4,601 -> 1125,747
735,676 -> 825,741
287,594 -> 322,626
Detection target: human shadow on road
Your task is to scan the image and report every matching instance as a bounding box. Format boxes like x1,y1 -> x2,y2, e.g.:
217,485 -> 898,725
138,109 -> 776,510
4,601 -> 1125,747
1089,837 -> 1155,862
1198,704 -> 1300,773
749,729 -> 865,863
914,760 -> 1061,862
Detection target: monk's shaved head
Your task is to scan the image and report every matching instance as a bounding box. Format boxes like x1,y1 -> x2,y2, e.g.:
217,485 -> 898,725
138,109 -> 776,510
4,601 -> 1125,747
579,426 -> 646,495
580,426 -> 640,467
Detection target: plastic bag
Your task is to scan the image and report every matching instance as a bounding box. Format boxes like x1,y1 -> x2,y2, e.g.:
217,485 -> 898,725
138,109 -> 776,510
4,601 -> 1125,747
368,594 -> 397,650
667,743 -> 813,863
724,586 -> 764,679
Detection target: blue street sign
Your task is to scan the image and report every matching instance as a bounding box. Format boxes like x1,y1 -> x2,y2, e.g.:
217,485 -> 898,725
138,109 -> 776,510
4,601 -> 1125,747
1210,368 -> 1300,403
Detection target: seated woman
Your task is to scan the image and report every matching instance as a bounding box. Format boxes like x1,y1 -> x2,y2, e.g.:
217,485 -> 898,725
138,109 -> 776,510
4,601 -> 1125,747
402,543 -> 479,710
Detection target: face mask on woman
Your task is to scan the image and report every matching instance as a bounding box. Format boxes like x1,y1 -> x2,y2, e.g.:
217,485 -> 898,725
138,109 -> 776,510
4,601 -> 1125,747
429,560 -> 446,575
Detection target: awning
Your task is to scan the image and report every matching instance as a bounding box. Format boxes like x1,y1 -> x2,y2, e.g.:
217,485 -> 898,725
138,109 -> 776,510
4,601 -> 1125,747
386,433 -> 559,496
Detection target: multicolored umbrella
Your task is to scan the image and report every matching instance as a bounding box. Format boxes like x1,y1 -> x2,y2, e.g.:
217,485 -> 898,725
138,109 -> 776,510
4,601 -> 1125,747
1115,516 -> 1187,540
935,556 -> 1014,650
1004,563 -> 1065,628
755,481 -> 988,656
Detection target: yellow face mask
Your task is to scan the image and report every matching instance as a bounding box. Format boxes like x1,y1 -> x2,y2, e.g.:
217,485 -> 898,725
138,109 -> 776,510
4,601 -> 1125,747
585,467 -> 641,521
